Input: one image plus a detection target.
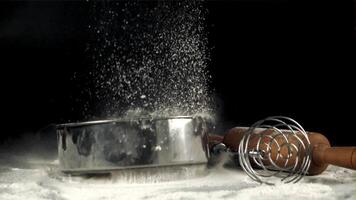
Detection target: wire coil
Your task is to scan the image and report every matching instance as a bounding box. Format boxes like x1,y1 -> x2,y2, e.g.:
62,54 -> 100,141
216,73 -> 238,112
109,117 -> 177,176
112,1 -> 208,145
238,116 -> 312,184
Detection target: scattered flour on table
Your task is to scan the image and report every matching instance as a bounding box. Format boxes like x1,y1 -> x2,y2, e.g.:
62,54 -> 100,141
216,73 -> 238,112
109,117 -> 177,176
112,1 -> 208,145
0,156 -> 355,200
235,183 -> 334,200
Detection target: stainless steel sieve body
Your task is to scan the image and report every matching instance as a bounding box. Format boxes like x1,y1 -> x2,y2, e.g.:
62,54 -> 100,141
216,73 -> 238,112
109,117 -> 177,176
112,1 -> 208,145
56,116 -> 212,174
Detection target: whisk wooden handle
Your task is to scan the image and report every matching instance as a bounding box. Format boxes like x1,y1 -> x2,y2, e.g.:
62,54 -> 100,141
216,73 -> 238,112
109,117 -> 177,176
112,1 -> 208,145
213,127 -> 356,175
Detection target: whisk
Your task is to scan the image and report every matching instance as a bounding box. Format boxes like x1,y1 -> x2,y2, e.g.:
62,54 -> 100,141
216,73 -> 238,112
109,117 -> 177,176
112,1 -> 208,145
209,116 -> 356,185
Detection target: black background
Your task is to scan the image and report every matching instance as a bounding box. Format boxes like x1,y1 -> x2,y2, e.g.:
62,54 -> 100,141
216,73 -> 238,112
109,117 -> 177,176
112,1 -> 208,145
0,0 -> 355,146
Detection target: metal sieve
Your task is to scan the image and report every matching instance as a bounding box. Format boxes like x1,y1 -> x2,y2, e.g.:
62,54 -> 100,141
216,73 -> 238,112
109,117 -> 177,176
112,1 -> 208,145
56,116 -> 213,175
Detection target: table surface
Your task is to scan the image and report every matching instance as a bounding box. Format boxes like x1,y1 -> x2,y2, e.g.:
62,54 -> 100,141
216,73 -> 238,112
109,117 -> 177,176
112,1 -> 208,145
0,153 -> 355,200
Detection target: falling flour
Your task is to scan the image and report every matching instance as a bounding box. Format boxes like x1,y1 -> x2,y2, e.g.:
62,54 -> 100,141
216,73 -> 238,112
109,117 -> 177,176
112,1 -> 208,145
81,0 -> 213,119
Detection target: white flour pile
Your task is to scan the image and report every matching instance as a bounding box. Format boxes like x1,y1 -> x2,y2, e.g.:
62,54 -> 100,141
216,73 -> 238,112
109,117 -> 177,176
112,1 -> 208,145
0,152 -> 355,200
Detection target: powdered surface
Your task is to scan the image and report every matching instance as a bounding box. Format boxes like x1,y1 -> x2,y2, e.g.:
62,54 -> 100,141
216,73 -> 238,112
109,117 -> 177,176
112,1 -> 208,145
0,153 -> 355,200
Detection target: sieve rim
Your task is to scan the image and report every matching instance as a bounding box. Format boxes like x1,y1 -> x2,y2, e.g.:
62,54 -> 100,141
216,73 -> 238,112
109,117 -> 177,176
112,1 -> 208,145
56,115 -> 194,129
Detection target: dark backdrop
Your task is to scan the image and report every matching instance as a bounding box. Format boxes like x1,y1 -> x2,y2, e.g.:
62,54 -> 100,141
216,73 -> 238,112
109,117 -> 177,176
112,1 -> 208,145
0,0 -> 355,146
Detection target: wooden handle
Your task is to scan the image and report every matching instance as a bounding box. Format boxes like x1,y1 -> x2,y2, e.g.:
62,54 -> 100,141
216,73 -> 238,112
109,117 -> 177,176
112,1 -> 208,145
306,132 -> 330,175
208,134 -> 224,148
313,146 -> 356,171
219,127 -> 356,175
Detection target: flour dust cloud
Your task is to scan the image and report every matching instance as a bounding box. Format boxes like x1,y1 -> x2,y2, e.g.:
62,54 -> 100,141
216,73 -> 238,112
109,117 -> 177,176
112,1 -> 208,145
81,0 -> 213,119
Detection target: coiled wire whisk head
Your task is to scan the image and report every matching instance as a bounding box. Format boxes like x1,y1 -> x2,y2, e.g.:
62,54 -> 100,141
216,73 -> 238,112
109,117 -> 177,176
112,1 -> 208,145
238,116 -> 312,185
